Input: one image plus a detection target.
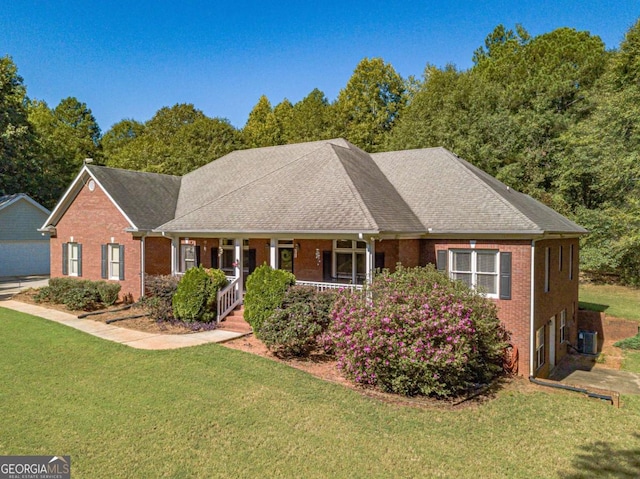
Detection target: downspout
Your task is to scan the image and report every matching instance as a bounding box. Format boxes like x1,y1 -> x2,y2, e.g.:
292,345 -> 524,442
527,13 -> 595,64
140,233 -> 146,299
530,239 -> 537,378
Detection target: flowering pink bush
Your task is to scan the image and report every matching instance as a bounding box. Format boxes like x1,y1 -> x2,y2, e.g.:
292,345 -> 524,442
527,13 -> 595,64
324,265 -> 509,397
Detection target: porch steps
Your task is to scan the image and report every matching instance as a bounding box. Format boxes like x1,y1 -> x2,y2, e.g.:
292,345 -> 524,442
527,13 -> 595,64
217,306 -> 252,334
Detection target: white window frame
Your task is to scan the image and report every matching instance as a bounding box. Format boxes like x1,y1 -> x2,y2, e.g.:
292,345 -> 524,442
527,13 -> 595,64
107,244 -> 122,281
68,242 -> 80,277
560,309 -> 567,343
559,245 -> 563,272
180,244 -> 197,272
536,325 -> 545,369
449,249 -> 499,298
333,240 -> 367,284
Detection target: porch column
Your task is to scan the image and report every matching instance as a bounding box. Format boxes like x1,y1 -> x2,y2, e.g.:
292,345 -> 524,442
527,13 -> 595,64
234,238 -> 243,291
269,238 -> 278,269
365,239 -> 375,284
170,235 -> 179,276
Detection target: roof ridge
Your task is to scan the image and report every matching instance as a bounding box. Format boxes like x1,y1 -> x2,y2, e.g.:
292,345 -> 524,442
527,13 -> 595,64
447,151 -> 540,230
87,164 -> 181,179
329,144 -> 380,231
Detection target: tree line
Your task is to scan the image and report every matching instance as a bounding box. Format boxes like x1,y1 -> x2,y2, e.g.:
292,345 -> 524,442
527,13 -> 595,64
2,19 -> 640,282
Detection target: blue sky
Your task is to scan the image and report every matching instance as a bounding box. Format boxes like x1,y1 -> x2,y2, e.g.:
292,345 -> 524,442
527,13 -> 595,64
2,1 -> 638,132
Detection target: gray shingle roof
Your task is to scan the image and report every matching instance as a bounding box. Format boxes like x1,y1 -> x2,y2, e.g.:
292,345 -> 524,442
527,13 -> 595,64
48,140 -> 585,237
87,165 -> 181,231
371,147 -> 587,235
160,139 -> 423,234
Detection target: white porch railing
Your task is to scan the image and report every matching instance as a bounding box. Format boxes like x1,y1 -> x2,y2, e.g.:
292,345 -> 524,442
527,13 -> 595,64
216,276 -> 241,323
296,280 -> 363,292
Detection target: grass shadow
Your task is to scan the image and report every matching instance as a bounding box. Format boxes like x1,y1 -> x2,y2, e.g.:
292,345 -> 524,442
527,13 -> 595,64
579,301 -> 609,313
561,432 -> 640,478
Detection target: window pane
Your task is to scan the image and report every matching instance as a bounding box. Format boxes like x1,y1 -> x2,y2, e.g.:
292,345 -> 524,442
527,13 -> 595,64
336,253 -> 352,278
476,252 -> 496,273
356,241 -> 366,249
184,246 -> 195,261
452,252 -> 471,272
452,272 -> 472,288
110,246 -> 120,262
111,262 -> 120,278
336,240 -> 351,249
221,250 -> 234,271
222,239 -> 234,246
477,273 -> 497,294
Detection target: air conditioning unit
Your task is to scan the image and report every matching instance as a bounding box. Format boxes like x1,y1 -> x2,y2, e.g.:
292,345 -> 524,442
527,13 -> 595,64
578,330 -> 598,354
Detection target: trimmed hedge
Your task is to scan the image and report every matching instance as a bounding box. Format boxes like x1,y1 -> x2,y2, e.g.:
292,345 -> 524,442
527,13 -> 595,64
172,266 -> 228,323
34,277 -> 121,311
244,264 -> 296,334
260,286 -> 336,356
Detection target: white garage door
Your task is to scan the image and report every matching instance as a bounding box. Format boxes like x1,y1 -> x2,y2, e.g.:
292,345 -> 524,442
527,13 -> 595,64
0,240 -> 50,276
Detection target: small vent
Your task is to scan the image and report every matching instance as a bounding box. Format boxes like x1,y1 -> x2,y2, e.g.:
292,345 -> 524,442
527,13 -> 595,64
578,330 -> 598,355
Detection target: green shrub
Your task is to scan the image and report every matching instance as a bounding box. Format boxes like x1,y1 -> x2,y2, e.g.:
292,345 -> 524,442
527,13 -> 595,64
35,277 -> 76,304
143,275 -> 180,321
614,333 -> 640,350
326,265 -> 509,398
244,264 -> 296,334
61,280 -> 101,311
172,266 -> 228,322
260,286 -> 336,356
96,281 -> 121,306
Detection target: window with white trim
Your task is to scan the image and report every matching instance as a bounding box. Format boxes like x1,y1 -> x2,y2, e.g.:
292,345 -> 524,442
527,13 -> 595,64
560,309 -> 567,343
108,244 -> 122,280
333,240 -> 367,284
68,242 -> 80,277
218,239 -> 249,275
450,250 -> 498,296
181,244 -> 197,272
536,325 -> 545,369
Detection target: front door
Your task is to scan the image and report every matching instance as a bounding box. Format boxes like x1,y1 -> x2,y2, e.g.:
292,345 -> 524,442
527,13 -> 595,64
278,248 -> 294,273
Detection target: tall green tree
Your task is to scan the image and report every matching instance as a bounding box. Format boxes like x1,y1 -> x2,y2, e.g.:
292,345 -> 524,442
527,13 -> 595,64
287,88 -> 332,143
103,104 -> 240,175
0,56 -> 40,201
332,57 -> 406,152
242,95 -> 282,148
28,97 -> 101,206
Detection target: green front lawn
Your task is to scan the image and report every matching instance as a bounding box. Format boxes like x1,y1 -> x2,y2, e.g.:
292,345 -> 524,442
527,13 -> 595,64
579,283 -> 640,321
1,307 -> 640,478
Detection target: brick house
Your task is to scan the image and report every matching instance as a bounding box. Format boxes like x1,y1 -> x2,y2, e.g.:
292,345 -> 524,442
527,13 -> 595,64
40,139 -> 586,378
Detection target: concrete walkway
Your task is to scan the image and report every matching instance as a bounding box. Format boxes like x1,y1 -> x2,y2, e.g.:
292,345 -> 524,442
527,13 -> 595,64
0,299 -> 248,350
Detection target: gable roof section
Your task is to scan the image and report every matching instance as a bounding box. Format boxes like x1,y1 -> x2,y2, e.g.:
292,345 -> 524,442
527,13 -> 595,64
42,165 -> 181,232
0,194 -> 50,215
87,165 -> 181,231
371,147 -> 587,235
158,139 -> 424,234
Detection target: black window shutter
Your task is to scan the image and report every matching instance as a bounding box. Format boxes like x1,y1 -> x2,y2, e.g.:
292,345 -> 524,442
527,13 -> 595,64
500,252 -> 512,300
437,250 -> 447,272
101,245 -> 108,279
375,252 -> 385,270
62,243 -> 68,275
211,249 -> 219,269
119,245 -> 125,280
322,250 -> 332,282
248,249 -> 257,274
77,244 -> 83,277
195,245 -> 201,267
